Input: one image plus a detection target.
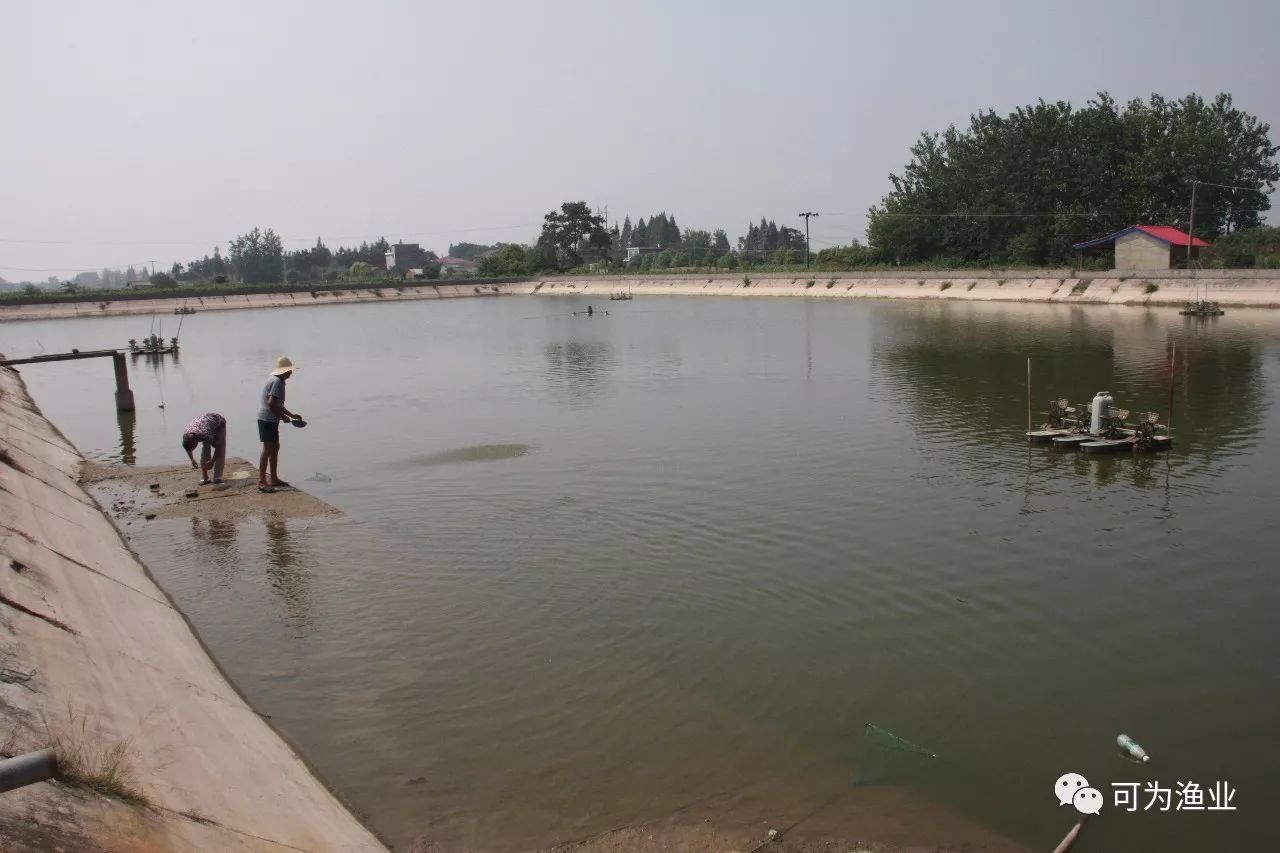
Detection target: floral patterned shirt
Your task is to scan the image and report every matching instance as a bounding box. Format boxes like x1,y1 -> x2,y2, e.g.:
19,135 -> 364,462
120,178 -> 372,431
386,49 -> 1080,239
182,412 -> 225,442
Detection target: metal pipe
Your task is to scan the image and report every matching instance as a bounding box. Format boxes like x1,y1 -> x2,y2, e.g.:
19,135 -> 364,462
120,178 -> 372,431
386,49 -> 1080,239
0,748 -> 57,794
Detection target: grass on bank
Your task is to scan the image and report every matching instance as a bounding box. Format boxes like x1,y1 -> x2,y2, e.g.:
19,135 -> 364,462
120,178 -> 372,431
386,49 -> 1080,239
44,703 -> 149,805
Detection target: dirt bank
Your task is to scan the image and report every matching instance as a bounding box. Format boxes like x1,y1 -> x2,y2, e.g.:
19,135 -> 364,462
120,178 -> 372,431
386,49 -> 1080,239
0,362 -> 384,851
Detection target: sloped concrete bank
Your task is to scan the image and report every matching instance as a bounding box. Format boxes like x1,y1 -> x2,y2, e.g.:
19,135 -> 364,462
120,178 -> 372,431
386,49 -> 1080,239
7,269 -> 1280,323
511,269 -> 1280,307
0,282 -> 507,322
0,361 -> 384,851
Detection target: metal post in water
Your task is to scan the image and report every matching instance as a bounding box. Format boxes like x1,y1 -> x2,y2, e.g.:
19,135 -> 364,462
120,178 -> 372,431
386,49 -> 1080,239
0,748 -> 57,794
112,352 -> 135,412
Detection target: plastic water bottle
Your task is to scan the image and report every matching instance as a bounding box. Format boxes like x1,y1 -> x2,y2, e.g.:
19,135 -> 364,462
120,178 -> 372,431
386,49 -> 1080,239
1117,734 -> 1150,763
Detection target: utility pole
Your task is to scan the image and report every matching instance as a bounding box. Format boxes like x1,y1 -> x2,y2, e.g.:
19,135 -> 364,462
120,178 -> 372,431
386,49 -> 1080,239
798,212 -> 819,268
149,260 -> 156,278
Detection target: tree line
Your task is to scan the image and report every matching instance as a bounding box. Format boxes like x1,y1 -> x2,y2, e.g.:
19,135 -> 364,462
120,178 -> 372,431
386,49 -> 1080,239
862,92 -> 1279,266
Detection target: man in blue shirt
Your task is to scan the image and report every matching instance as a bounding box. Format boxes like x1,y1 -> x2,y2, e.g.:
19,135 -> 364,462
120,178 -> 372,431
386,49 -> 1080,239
257,356 -> 299,492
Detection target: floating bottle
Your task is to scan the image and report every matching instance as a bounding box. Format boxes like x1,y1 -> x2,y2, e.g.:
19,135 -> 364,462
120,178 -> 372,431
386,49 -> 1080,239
1117,733 -> 1150,763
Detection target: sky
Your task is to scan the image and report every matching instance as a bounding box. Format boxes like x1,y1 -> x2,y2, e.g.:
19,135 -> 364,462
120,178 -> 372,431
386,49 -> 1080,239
2,0 -> 1279,280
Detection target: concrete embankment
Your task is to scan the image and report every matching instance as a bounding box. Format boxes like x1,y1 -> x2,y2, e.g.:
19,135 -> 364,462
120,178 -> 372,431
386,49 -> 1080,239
7,268 -> 1280,323
511,268 -> 1280,307
0,362 -> 384,851
0,281 -> 507,322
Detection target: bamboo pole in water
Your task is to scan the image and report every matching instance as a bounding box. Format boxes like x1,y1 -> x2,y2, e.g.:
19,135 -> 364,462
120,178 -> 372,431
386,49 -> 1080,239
1027,357 -> 1032,440
1052,817 -> 1087,853
1168,343 -> 1176,434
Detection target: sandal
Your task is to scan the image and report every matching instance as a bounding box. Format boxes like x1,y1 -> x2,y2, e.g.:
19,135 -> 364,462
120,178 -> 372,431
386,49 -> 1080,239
258,485 -> 276,494
270,480 -> 292,489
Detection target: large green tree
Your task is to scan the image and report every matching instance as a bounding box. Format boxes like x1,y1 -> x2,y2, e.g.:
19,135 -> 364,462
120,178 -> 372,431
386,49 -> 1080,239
867,93 -> 1280,265
477,244 -> 529,276
537,202 -> 609,269
228,227 -> 285,283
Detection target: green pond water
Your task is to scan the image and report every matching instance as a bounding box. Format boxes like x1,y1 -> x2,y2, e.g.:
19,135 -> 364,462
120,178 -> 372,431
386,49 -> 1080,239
5,295 -> 1278,851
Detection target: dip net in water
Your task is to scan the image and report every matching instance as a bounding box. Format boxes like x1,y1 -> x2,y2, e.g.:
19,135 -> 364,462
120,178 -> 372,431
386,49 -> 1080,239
853,723 -> 939,786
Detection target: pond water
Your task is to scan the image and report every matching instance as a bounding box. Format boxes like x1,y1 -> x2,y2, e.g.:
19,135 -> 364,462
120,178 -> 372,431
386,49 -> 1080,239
5,295 -> 1279,851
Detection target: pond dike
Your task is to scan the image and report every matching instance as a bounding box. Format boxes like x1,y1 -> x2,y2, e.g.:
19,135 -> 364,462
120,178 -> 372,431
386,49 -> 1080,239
512,268 -> 1280,307
6,269 -> 1280,322
0,361 -> 385,851
0,281 -> 506,322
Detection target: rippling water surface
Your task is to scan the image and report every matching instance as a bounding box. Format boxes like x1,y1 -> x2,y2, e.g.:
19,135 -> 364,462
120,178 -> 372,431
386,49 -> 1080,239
7,296 -> 1280,851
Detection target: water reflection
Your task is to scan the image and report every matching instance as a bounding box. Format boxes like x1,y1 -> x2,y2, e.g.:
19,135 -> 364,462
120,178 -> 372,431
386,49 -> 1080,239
192,516 -> 238,549
190,517 -> 240,587
263,517 -> 312,628
116,410 -> 137,464
544,339 -> 614,405
871,303 -> 1267,463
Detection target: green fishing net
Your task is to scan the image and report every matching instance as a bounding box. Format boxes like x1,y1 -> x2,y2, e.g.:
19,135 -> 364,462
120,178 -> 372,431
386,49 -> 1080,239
853,723 -> 939,786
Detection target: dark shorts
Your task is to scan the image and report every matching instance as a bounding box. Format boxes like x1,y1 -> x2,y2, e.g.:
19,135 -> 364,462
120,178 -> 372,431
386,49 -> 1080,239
257,419 -> 280,443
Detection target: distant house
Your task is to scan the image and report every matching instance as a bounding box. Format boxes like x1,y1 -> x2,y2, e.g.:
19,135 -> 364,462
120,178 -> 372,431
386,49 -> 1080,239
126,279 -> 155,290
625,246 -> 661,261
439,255 -> 477,276
385,242 -> 430,272
1073,225 -> 1210,270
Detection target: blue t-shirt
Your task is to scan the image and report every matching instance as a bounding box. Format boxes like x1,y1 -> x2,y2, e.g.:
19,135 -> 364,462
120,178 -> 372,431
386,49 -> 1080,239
257,376 -> 286,422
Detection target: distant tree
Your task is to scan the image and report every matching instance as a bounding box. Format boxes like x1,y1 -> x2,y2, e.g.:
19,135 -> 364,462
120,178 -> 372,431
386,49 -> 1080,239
447,242 -> 495,261
524,244 -> 552,272
718,252 -> 738,269
620,216 -> 633,248
537,201 -> 609,270
634,218 -> 647,246
150,271 -> 178,288
22,283 -> 40,295
779,226 -> 806,252
477,244 -> 529,277
868,92 -> 1280,265
643,212 -> 680,248
229,227 -> 284,283
765,222 -> 780,252
213,274 -> 229,284
349,261 -> 373,279
418,251 -> 442,280
60,281 -> 79,293
682,229 -> 711,251
125,266 -> 139,283
712,229 -> 731,254
311,236 -> 332,269
170,262 -> 184,278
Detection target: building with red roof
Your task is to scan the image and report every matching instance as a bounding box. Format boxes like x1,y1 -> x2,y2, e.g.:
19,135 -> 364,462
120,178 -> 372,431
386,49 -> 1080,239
1073,225 -> 1211,270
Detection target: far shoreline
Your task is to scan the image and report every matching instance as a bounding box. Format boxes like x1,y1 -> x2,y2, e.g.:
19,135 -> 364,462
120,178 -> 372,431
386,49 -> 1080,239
5,267 -> 1280,322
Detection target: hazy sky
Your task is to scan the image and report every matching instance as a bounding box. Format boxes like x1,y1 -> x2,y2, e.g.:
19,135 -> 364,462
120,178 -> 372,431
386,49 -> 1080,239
3,0 -> 1278,279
